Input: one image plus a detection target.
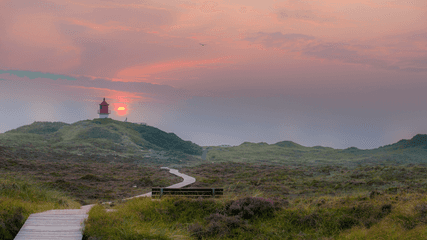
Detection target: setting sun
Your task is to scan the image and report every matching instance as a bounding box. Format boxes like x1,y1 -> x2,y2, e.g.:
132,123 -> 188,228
112,103 -> 128,116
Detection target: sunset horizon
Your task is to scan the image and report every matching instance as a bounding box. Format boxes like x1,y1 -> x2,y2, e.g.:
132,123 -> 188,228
1,0 -> 426,150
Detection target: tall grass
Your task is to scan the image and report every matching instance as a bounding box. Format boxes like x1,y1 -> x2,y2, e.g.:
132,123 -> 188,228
81,188 -> 427,240
0,171 -> 82,240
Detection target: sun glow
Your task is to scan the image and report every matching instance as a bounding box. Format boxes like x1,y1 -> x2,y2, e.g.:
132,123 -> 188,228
111,103 -> 128,116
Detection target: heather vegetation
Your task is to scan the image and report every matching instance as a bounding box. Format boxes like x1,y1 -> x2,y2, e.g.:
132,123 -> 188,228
1,120 -> 427,239
79,160 -> 427,239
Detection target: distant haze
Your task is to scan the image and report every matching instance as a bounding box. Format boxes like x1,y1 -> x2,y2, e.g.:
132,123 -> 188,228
1,0 -> 426,150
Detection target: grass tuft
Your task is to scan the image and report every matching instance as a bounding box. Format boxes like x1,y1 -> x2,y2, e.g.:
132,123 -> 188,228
0,172 -> 82,239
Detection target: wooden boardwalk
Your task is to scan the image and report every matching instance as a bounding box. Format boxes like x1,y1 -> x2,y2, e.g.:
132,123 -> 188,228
14,167 -> 196,240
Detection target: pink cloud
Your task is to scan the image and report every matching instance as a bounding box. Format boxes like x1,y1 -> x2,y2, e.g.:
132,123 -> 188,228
0,0 -> 425,90
115,55 -> 237,83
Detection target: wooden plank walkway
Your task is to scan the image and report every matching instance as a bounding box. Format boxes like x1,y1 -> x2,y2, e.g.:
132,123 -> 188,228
14,167 -> 196,240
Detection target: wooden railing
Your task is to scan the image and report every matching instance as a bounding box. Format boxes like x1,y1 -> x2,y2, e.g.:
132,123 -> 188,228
152,187 -> 223,198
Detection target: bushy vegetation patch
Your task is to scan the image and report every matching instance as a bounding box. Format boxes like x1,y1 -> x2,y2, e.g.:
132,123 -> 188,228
187,196 -> 284,239
80,174 -> 105,182
179,162 -> 427,201
0,172 -> 82,240
188,214 -> 251,239
392,202 -> 427,231
162,197 -> 220,223
4,121 -> 68,135
136,177 -> 153,187
81,192 -> 427,240
82,197 -> 199,240
0,133 -> 46,148
127,124 -> 202,155
82,196 -> 285,240
0,204 -> 25,240
222,197 -> 276,219
78,127 -> 122,143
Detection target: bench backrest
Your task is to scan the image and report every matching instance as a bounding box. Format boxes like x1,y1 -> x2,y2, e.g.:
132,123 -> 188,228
152,187 -> 223,198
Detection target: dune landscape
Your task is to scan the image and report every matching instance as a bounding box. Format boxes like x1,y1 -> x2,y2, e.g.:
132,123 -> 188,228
1,119 -> 427,239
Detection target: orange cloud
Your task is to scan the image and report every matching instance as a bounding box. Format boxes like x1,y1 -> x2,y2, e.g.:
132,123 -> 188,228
116,55 -> 236,83
68,18 -> 136,33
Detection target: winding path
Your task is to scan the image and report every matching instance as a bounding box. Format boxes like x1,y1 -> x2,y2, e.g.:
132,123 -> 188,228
14,167 -> 196,240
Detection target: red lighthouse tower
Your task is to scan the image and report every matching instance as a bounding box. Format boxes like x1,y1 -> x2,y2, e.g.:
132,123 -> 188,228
98,98 -> 111,118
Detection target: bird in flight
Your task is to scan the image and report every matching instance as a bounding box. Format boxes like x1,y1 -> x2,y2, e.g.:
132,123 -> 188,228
199,43 -> 207,46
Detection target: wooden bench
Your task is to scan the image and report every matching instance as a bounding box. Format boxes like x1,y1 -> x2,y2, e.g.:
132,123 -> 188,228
152,187 -> 223,198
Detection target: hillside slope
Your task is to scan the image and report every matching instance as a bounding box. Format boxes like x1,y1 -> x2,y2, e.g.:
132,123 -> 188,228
2,119 -> 427,168
202,135 -> 427,168
0,118 -> 203,166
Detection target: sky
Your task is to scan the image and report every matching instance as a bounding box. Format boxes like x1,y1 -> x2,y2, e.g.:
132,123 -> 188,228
0,0 -> 426,149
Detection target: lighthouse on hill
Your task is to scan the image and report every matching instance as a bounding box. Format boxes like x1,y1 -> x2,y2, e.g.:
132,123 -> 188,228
98,98 -> 111,118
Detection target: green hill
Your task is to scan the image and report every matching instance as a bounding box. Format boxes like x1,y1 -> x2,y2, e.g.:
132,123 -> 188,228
273,140 -> 306,148
202,135 -> 427,168
1,118 -> 427,168
0,118 -> 203,165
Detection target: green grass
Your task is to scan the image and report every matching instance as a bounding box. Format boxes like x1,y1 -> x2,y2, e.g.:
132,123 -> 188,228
2,121 -> 427,239
81,189 -> 427,239
0,172 -> 82,239
79,160 -> 427,239
3,155 -> 427,239
201,143 -> 419,169
0,119 -> 204,164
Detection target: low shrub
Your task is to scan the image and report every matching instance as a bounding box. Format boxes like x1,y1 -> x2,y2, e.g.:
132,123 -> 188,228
379,204 -> 392,218
188,221 -> 205,240
164,197 -> 218,223
396,215 -> 418,230
337,214 -> 359,230
188,213 -> 251,239
369,190 -> 383,199
298,212 -> 322,228
136,177 -> 153,187
187,196 -> 281,239
415,203 -> 427,217
223,197 -> 276,220
80,174 -> 103,182
0,206 -> 25,240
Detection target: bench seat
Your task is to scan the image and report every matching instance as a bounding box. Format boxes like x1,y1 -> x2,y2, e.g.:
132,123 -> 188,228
152,187 -> 223,198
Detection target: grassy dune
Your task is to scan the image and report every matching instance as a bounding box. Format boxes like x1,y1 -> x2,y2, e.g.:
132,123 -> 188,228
0,118 -> 203,166
1,121 -> 427,239
198,141 -> 425,168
